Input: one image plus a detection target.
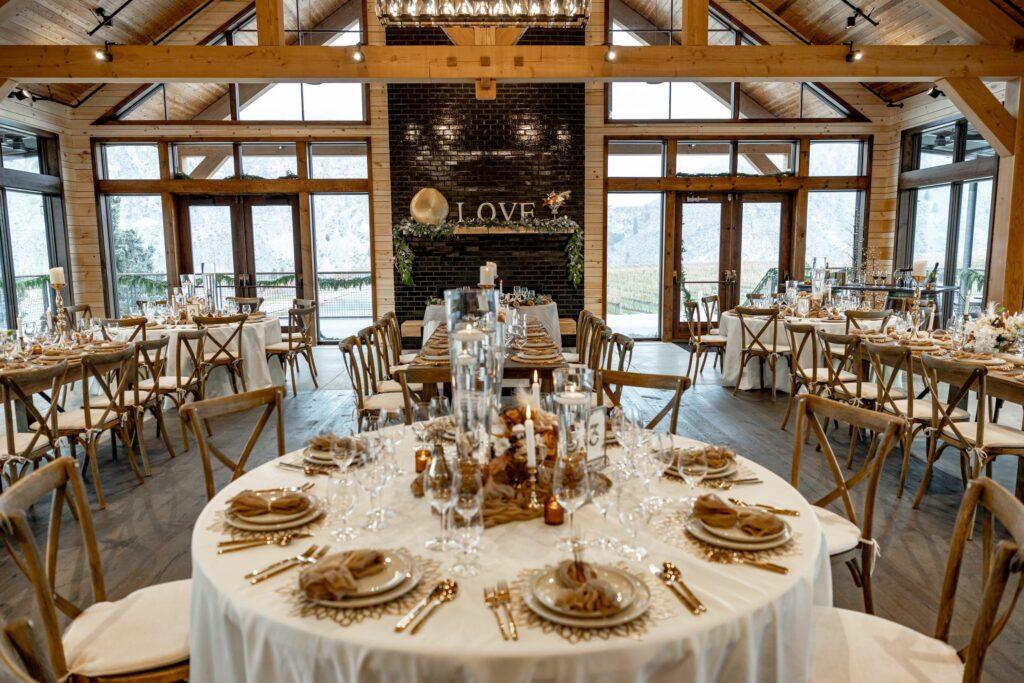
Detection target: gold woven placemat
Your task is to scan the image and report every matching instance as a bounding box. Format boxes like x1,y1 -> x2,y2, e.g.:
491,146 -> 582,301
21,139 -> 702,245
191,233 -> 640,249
279,551 -> 442,628
511,563 -> 673,644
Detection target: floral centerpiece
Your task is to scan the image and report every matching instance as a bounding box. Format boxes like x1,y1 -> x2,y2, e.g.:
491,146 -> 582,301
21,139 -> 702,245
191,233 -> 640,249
500,291 -> 553,308
964,305 -> 1024,353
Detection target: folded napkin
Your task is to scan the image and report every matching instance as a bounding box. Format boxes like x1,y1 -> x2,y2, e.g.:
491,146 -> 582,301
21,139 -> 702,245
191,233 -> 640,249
702,445 -> 736,470
555,579 -> 621,616
556,559 -> 598,587
309,432 -> 342,452
737,508 -> 785,537
692,493 -> 738,528
228,490 -> 310,518
299,550 -> 387,601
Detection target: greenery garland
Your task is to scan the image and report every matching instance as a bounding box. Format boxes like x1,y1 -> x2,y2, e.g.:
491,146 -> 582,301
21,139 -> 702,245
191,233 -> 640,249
393,216 -> 584,288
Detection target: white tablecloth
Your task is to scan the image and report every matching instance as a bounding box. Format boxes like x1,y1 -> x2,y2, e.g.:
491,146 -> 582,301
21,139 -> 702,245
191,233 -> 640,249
719,313 -> 879,392
190,433 -> 830,682
423,302 -> 562,350
119,318 -> 284,397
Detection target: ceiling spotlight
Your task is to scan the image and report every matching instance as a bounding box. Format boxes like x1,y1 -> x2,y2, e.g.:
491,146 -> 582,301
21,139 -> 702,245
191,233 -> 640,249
844,41 -> 862,62
8,88 -> 29,101
605,44 -> 617,62
352,44 -> 365,62
93,7 -> 113,27
846,15 -> 857,29
94,41 -> 113,62
928,85 -> 945,99
885,99 -> 904,109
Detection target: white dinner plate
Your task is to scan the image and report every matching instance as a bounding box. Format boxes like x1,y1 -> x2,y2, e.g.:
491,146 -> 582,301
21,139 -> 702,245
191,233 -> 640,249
687,518 -> 792,551
700,518 -> 786,543
669,461 -> 737,481
523,573 -> 650,629
532,565 -> 637,618
225,497 -> 324,532
310,551 -> 422,609
302,448 -> 335,465
955,356 -> 1006,367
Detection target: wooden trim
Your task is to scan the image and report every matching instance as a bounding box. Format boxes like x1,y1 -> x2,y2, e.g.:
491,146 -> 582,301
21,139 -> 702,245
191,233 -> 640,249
0,168 -> 61,194
607,176 -> 868,192
96,178 -> 369,194
1,44 -> 1022,83
989,91 -> 1024,311
898,157 -> 1000,190
916,0 -> 1024,46
937,78 -> 1017,157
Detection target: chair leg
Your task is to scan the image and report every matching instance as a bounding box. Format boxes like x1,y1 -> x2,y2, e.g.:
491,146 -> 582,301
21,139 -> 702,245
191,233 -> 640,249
732,352 -> 746,396
238,360 -> 248,392
180,413 -> 191,453
304,348 -> 319,388
699,348 -> 710,372
135,411 -> 152,477
685,346 -> 695,381
85,439 -> 106,509
897,429 -> 914,498
154,407 -> 176,460
781,380 -> 796,430
289,355 -> 299,397
912,436 -> 940,509
119,424 -> 146,484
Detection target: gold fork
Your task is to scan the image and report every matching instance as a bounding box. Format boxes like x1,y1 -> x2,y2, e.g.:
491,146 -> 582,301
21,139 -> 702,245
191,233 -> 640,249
218,532 -> 312,554
701,548 -> 789,574
495,580 -> 518,641
728,498 -> 800,517
483,588 -> 509,641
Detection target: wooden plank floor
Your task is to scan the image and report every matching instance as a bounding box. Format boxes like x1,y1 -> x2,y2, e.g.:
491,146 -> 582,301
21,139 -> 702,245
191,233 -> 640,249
1,342 -> 1021,680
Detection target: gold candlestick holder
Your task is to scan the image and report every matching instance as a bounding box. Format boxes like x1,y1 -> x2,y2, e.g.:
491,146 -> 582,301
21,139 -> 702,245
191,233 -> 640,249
51,282 -> 70,349
526,465 -> 542,510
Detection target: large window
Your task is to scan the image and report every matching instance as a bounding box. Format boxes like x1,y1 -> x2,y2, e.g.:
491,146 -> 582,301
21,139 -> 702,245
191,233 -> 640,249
103,195 -> 168,317
607,9 -> 859,122
311,194 -> 374,341
805,191 -> 863,273
898,118 -> 997,316
606,193 -> 664,339
111,3 -> 366,123
0,125 -> 66,329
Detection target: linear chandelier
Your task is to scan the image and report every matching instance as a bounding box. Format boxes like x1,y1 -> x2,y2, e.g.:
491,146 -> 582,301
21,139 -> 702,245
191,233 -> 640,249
375,0 -> 590,28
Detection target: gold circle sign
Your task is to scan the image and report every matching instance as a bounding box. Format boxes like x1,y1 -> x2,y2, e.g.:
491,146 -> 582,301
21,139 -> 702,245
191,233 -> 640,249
409,188 -> 449,225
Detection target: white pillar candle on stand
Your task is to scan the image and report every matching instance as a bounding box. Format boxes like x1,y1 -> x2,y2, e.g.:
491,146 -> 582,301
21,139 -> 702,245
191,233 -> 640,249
531,370 -> 541,407
48,267 -> 65,286
912,260 -> 927,278
524,405 -> 536,468
486,261 -> 497,279
480,266 -> 495,286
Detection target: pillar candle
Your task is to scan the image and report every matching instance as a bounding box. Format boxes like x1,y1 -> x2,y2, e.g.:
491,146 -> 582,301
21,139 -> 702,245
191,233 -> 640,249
524,405 -> 536,469
48,267 -> 65,286
486,261 -> 497,279
480,266 -> 494,286
531,370 -> 541,407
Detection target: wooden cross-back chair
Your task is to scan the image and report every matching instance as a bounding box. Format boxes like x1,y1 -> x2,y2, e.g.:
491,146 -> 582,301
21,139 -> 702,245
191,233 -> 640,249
683,300 -> 726,383
179,387 -> 284,500
604,332 -> 634,373
266,308 -> 318,396
595,369 -> 690,435
781,322 -> 835,430
0,457 -> 191,682
338,337 -> 405,431
57,304 -> 92,331
863,341 -> 965,498
98,317 -> 147,343
354,325 -> 390,395
731,306 -> 791,400
808,477 -> 1024,683
129,338 -> 177,472
394,365 -> 451,423
194,314 -> 248,395
379,311 -> 416,365
1,362 -> 67,490
700,295 -> 721,334
844,309 -> 891,334
135,329 -> 204,453
914,354 -> 1024,510
583,319 -> 610,371
58,347 -> 141,509
792,394 -> 905,614
226,296 -> 263,314
563,310 -> 593,363
1,616 -> 57,683
284,299 -> 321,377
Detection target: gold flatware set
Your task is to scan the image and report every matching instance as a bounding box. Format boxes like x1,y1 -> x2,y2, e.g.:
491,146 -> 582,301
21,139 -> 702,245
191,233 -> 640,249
217,532 -> 312,554
482,580 -> 518,641
727,498 -> 800,516
246,544 -> 330,584
651,561 -> 706,615
394,580 -> 459,635
700,548 -> 789,574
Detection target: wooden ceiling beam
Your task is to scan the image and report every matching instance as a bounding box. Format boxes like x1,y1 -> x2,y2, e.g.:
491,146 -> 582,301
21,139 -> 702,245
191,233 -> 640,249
0,78 -> 17,100
1,44 -> 1022,83
938,77 -> 1017,156
682,0 -> 709,46
917,0 -> 1024,46
255,0 -> 285,46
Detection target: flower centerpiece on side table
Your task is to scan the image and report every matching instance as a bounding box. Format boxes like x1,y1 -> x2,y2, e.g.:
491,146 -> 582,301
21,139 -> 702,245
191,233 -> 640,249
963,304 -> 1024,354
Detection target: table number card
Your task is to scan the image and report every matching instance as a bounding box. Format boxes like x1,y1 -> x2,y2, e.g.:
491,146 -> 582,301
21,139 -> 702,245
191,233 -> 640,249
587,406 -> 606,467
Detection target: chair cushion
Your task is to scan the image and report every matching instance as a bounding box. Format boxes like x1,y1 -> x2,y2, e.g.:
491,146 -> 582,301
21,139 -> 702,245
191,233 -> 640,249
365,392 -> 407,411
884,399 -> 968,422
562,352 -> 580,363
58,408 -> 122,432
746,344 -> 790,354
399,352 -> 419,364
376,379 -> 423,393
266,341 -> 306,353
839,382 -> 905,402
698,334 -> 728,345
63,579 -> 191,678
709,327 -> 720,335
941,421 -> 1024,448
799,367 -> 854,384
809,606 -> 962,683
138,376 -> 196,392
812,505 -> 861,556
0,431 -> 54,457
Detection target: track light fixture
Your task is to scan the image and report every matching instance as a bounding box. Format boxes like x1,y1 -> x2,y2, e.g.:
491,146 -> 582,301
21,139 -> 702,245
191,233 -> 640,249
928,85 -> 945,99
93,7 -> 113,28
353,44 -> 365,62
885,99 -> 904,109
846,15 -> 857,29
604,44 -> 617,62
94,41 -> 114,62
8,88 -> 29,101
844,41 -> 862,63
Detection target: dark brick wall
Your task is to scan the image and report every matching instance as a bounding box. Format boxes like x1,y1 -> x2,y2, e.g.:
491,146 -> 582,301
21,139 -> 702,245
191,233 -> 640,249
386,27 -> 585,333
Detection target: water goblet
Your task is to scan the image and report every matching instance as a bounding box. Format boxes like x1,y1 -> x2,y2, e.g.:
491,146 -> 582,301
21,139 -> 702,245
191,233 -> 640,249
450,462 -> 483,577
428,395 -> 451,421
327,468 -> 359,542
553,452 -> 591,552
359,450 -> 389,532
615,485 -> 650,563
675,446 -> 708,511
424,449 -> 455,551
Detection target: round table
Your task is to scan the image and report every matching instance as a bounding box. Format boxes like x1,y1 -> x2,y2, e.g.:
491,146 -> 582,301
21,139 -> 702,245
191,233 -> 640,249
117,318 -> 284,397
423,302 -> 562,349
719,312 -> 882,392
189,433 -> 830,682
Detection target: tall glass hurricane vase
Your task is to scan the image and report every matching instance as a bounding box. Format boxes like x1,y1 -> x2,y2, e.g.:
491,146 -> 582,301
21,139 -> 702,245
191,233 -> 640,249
553,374 -> 594,551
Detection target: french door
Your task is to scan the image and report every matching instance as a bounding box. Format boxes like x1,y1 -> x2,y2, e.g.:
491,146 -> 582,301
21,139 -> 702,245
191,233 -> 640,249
671,192 -> 792,339
176,195 -> 302,320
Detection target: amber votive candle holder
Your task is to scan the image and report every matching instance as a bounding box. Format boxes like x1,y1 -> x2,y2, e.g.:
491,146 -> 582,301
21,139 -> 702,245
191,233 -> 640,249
415,448 -> 432,474
544,496 -> 564,525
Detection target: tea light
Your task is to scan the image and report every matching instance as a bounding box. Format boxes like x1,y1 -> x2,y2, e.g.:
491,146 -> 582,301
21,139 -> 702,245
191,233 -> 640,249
415,448 -> 432,473
544,496 -> 564,525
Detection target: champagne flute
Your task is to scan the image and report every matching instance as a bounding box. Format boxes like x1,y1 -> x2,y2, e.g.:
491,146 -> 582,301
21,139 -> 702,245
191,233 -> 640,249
450,462 -> 483,577
424,450 -> 455,551
359,449 -> 389,531
553,452 -> 591,552
327,468 -> 359,541
676,446 -> 709,511
615,485 -> 649,562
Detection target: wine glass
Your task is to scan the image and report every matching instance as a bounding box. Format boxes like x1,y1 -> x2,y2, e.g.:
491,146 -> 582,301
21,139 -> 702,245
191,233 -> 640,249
553,452 -> 591,552
428,395 -> 451,421
644,433 -> 676,511
359,449 -> 389,531
327,467 -> 359,542
615,484 -> 650,562
450,462 -> 483,576
423,450 -> 455,551
675,446 -> 708,511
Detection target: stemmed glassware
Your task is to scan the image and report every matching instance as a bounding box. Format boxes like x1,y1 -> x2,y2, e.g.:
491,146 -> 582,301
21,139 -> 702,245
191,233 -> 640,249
674,446 -> 708,511
615,484 -> 650,562
327,466 -> 359,541
428,396 -> 451,421
553,452 -> 591,552
423,449 -> 455,551
450,461 -> 483,576
359,447 -> 390,531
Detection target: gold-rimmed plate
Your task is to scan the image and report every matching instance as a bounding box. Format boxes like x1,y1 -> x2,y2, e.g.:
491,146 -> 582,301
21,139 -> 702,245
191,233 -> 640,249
523,571 -> 650,629
310,550 -> 422,608
687,518 -> 792,550
225,496 -> 324,532
532,565 -> 637,618
700,518 -> 787,544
